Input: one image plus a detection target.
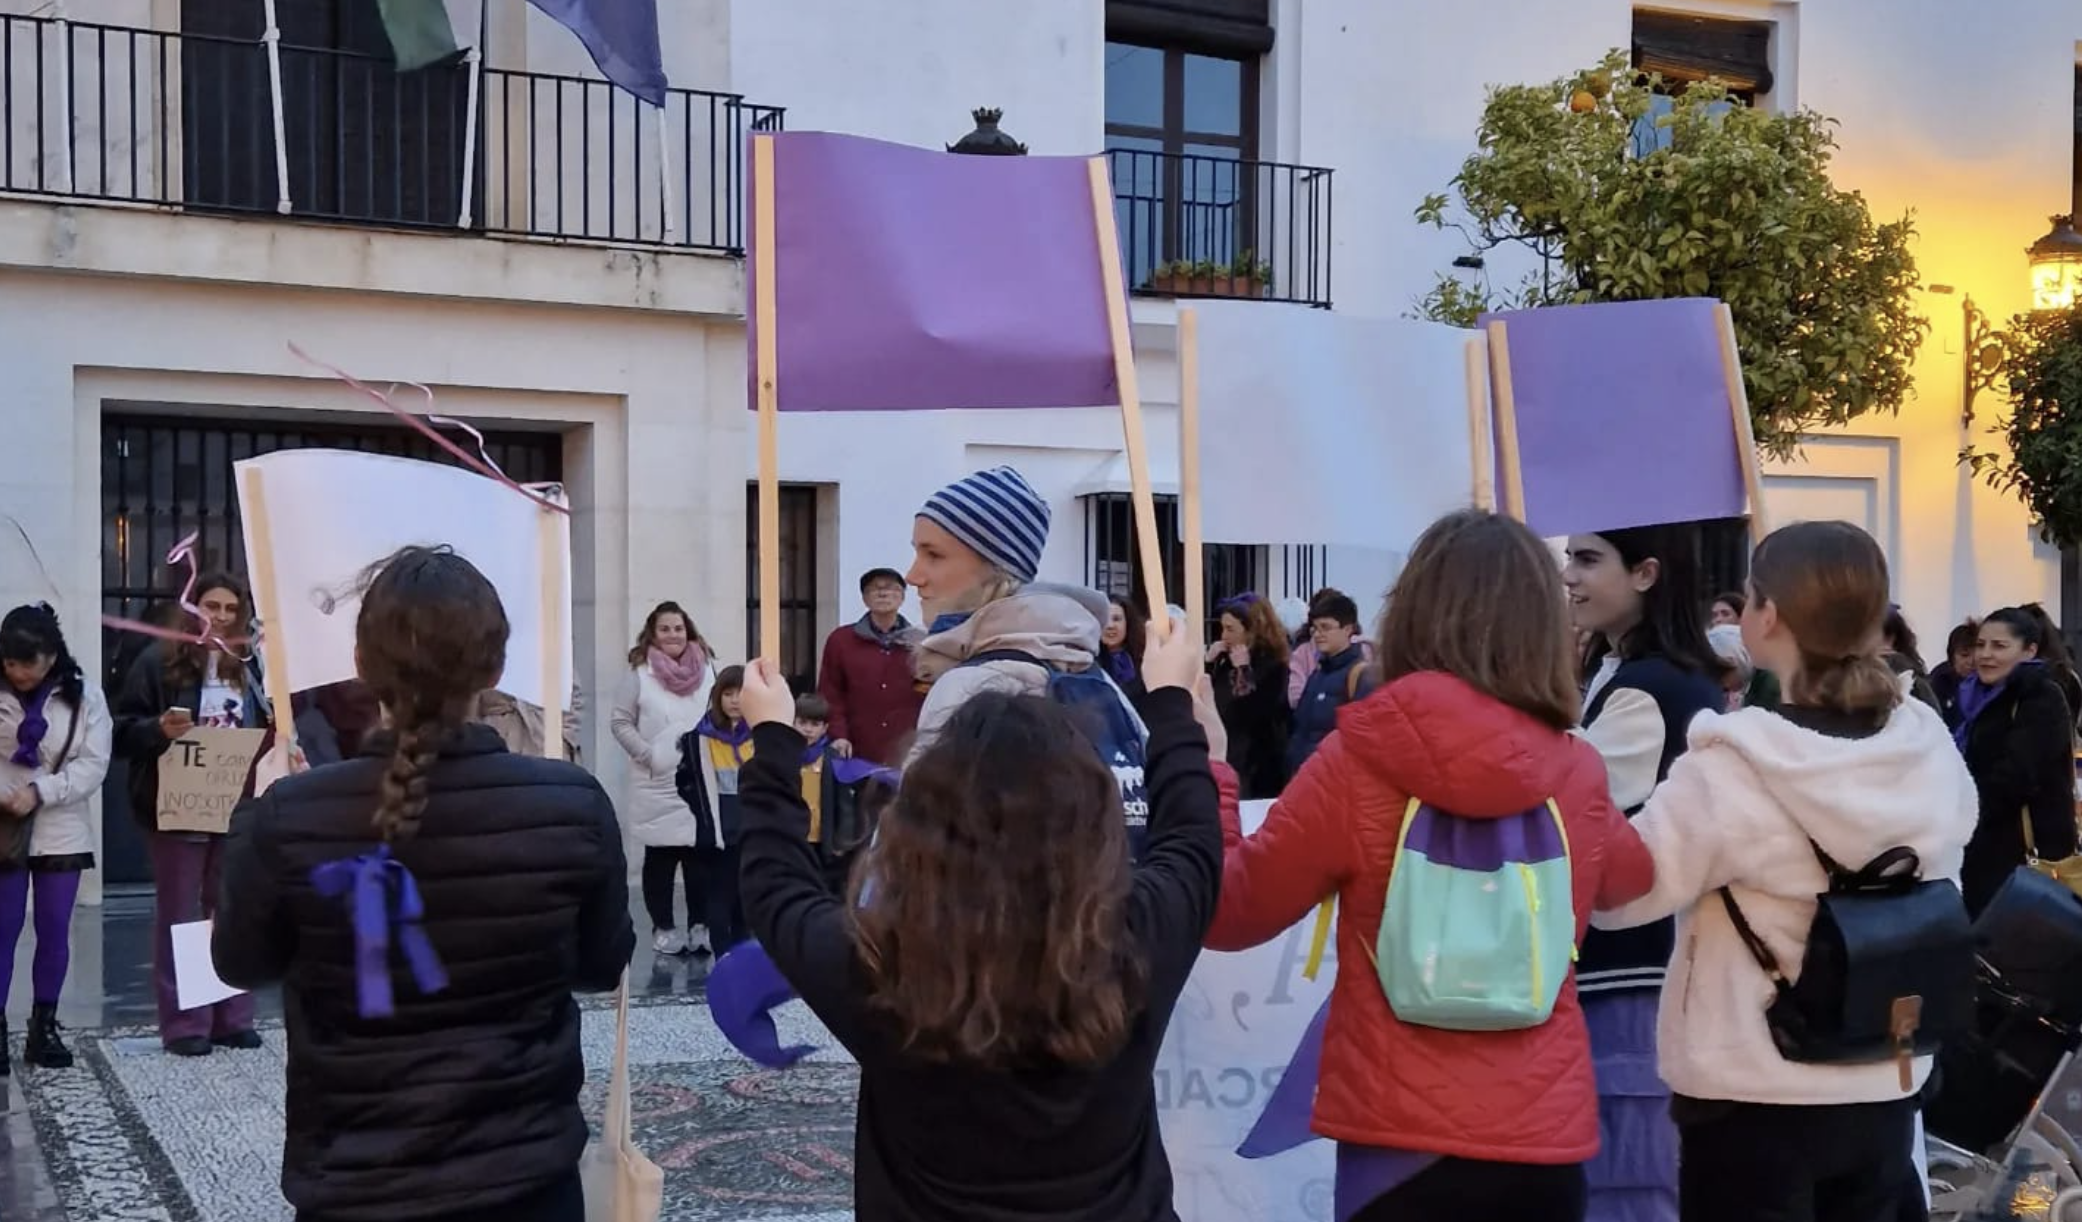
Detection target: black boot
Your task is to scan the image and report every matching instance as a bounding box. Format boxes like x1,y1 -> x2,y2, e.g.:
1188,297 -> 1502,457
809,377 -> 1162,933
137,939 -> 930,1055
24,1004 -> 71,1069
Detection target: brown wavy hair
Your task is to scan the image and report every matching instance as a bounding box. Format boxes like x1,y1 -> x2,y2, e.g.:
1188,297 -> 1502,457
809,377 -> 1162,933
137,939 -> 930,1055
846,691 -> 1144,1067
161,571 -> 252,693
626,600 -> 709,667
1220,595 -> 1291,665
1377,510 -> 1580,731
355,547 -> 510,842
1747,521 -> 1901,716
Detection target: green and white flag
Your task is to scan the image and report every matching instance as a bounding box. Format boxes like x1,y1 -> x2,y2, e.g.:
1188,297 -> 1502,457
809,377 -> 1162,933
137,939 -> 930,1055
376,0 -> 460,72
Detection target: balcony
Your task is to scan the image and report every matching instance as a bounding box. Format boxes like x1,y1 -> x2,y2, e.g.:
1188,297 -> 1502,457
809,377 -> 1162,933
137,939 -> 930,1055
1107,146 -> 1333,309
0,13 -> 783,255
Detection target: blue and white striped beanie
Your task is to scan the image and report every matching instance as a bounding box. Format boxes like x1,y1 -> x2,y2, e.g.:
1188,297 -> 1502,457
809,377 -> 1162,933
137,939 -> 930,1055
917,466 -> 1050,584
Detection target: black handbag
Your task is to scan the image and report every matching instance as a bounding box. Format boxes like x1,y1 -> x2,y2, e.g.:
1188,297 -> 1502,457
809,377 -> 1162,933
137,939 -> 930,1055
1720,841 -> 1975,1085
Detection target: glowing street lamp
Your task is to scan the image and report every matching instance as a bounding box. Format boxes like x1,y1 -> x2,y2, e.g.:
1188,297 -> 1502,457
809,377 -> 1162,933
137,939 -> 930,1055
2028,215 -> 2082,313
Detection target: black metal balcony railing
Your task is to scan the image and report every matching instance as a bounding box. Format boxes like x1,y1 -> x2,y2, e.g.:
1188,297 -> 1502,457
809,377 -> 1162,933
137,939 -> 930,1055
0,13 -> 783,254
1107,146 -> 1333,309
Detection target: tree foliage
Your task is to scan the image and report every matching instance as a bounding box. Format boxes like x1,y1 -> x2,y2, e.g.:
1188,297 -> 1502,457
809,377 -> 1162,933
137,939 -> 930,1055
1413,51 -> 1928,456
1966,302 -> 2082,546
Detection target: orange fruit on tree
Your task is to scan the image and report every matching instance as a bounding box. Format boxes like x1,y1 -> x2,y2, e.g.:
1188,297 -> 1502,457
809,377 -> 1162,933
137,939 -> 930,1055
1569,89 -> 1597,113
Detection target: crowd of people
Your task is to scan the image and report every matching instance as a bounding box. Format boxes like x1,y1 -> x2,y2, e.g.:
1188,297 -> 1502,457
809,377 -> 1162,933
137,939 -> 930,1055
0,461 -> 2076,1221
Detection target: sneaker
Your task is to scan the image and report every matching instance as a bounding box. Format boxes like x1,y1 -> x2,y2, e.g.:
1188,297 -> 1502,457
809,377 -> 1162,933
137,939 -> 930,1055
211,1030 -> 263,1051
651,928 -> 687,957
686,925 -> 710,957
165,1037 -> 212,1058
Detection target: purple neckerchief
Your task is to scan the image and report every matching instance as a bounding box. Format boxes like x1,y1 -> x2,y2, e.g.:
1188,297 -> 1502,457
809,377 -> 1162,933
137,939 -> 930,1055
829,756 -> 899,788
8,681 -> 52,768
309,844 -> 448,1019
1953,662 -> 2036,750
708,941 -> 818,1069
698,715 -> 752,763
1103,647 -> 1137,687
1238,997 -> 1440,1220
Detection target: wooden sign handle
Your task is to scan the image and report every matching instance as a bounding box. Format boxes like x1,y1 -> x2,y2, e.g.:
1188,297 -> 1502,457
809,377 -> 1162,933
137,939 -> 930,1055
1483,320 -> 1528,523
1716,303 -> 1769,546
1464,336 -> 1496,512
537,505 -> 567,761
1086,156 -> 1171,632
1179,307 -> 1204,639
753,134 -> 783,667
236,465 -> 298,758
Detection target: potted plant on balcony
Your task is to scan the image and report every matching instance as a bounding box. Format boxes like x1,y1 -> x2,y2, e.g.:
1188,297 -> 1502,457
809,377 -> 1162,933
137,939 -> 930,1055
1146,251 -> 1273,299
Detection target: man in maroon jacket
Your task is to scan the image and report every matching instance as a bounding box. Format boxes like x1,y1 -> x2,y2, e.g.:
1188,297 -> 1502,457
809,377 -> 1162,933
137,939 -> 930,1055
817,568 -> 924,766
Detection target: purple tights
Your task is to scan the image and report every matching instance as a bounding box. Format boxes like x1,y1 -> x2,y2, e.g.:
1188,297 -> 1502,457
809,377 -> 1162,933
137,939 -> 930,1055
0,868 -> 81,1006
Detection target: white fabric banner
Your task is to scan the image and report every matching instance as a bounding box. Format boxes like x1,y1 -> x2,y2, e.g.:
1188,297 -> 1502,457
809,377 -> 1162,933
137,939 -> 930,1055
1194,301 -> 1483,550
234,449 -> 573,710
1157,799 -> 1337,1222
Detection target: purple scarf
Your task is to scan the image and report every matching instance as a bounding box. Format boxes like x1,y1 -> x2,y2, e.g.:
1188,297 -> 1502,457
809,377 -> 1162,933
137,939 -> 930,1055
1953,663 -> 2035,750
9,682 -> 52,768
1103,647 -> 1137,687
697,714 -> 752,760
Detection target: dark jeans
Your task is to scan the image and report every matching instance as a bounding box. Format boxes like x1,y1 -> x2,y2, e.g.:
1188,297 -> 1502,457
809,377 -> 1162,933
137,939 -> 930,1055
1676,1096 -> 1922,1222
1348,1157 -> 1587,1222
297,1170 -> 582,1222
640,845 -> 701,931
694,845 -> 746,950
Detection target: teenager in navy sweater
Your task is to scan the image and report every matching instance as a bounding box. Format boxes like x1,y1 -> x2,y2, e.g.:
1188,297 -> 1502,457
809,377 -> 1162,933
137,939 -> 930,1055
1563,523 -> 1726,1222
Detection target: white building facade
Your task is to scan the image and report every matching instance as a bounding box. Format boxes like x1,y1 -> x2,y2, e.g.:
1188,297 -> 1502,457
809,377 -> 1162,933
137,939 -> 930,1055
0,0 -> 2076,894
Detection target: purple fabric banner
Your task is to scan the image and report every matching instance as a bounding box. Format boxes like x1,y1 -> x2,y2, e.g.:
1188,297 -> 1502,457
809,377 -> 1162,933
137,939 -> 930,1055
1481,299 -> 1747,538
750,132 -> 1120,412
526,0 -> 666,107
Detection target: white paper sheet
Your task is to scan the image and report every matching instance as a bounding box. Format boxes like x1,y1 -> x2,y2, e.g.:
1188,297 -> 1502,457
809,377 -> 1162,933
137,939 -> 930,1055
1157,799 -> 1336,1222
1195,301 -> 1482,552
170,919 -> 244,1011
234,450 -> 574,710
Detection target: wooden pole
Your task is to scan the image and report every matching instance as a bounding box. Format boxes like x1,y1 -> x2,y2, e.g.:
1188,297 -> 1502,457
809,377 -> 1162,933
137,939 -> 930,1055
1178,307 -> 1203,639
1085,157 -> 1171,635
235,465 -> 298,759
1715,303 -> 1769,546
537,504 -> 567,760
752,134 -> 782,666
1464,335 -> 1496,512
1483,320 -> 1528,523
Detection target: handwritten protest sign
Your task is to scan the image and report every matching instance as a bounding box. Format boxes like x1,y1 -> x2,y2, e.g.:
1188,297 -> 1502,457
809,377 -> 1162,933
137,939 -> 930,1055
155,728 -> 267,835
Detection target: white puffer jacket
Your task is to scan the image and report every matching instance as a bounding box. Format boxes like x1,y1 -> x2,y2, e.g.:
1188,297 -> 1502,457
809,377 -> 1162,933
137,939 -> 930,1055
1593,697 -> 1977,1106
908,583 -> 1144,767
0,685 -> 112,860
607,663 -> 713,847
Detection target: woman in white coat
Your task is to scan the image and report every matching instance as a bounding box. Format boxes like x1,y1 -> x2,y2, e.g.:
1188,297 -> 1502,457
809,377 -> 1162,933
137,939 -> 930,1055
1593,523 -> 1976,1222
608,601 -> 715,957
0,604 -> 111,1073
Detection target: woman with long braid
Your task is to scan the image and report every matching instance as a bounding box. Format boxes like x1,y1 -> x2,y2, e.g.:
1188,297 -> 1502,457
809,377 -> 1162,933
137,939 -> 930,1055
215,546 -> 634,1222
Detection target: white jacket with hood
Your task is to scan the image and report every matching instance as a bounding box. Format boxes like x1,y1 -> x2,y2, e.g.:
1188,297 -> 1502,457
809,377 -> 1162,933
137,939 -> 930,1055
908,583 -> 1144,766
1593,695 -> 1977,1106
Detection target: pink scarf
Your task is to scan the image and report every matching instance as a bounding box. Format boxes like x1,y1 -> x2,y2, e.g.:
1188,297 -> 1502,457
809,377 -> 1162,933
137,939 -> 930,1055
648,644 -> 708,698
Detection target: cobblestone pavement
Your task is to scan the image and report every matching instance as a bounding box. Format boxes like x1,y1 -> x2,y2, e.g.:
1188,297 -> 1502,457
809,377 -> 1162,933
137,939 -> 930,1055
0,892 -> 860,1220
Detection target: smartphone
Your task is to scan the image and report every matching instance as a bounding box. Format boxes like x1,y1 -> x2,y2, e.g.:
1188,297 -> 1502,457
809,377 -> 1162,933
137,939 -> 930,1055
167,706 -> 192,720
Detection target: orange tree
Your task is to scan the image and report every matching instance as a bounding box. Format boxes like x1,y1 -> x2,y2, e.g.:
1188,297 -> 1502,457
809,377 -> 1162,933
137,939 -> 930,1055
1413,50 -> 1927,457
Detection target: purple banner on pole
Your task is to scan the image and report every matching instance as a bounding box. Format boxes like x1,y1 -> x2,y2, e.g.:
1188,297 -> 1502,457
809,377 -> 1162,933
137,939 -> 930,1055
750,132 -> 1120,412
1481,299 -> 1747,538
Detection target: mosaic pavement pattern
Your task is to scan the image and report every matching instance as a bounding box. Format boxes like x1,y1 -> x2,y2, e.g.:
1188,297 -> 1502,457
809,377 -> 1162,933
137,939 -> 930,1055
16,994 -> 860,1222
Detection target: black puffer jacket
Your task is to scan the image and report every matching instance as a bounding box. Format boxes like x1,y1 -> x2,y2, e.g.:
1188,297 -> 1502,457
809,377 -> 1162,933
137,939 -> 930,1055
213,724 -> 634,1221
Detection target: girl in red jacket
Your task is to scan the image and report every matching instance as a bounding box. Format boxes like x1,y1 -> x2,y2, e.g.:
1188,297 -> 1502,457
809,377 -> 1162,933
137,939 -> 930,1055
1206,509 -> 1655,1222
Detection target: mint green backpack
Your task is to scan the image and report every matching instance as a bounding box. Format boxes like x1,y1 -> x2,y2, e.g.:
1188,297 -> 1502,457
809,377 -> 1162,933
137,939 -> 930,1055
1374,796 -> 1577,1031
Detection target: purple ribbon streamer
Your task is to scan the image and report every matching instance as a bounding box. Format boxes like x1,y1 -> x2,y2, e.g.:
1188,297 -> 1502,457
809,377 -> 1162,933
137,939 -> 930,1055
707,942 -> 818,1069
310,845 -> 448,1019
9,682 -> 51,768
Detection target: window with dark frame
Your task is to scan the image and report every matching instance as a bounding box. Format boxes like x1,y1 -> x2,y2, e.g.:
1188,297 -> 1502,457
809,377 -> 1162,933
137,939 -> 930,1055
1104,0 -> 1268,291
179,0 -> 476,228
1631,9 -> 1774,103
746,483 -> 822,697
2072,64 -> 2080,217
1082,492 -> 1264,641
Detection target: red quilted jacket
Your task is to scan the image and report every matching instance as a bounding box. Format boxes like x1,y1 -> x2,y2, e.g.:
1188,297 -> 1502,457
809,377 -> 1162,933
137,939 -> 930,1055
1205,671 -> 1653,1163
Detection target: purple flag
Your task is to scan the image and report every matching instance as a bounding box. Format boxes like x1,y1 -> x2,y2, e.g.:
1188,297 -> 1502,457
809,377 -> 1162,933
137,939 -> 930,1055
526,0 -> 666,107
750,132 -> 1120,412
1481,299 -> 1748,538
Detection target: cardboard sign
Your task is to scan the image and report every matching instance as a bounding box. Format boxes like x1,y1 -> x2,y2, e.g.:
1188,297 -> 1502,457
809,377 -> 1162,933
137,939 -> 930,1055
156,727 -> 268,835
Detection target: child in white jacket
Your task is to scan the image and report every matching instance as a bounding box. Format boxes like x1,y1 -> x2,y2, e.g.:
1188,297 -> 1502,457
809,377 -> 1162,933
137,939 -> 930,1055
1593,522 -> 1976,1222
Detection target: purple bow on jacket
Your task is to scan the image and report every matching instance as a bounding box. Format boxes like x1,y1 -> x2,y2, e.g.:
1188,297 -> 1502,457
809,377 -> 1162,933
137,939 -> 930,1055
310,845 -> 448,1019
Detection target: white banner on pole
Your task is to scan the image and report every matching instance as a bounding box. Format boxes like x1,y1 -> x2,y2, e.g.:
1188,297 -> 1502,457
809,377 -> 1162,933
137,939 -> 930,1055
1157,799 -> 1337,1222
234,449 -> 574,710
1196,302 -> 1481,550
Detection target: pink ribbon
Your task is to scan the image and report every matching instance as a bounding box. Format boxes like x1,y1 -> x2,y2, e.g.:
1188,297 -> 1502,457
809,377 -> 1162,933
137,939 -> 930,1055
98,530 -> 253,658
286,344 -> 569,516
